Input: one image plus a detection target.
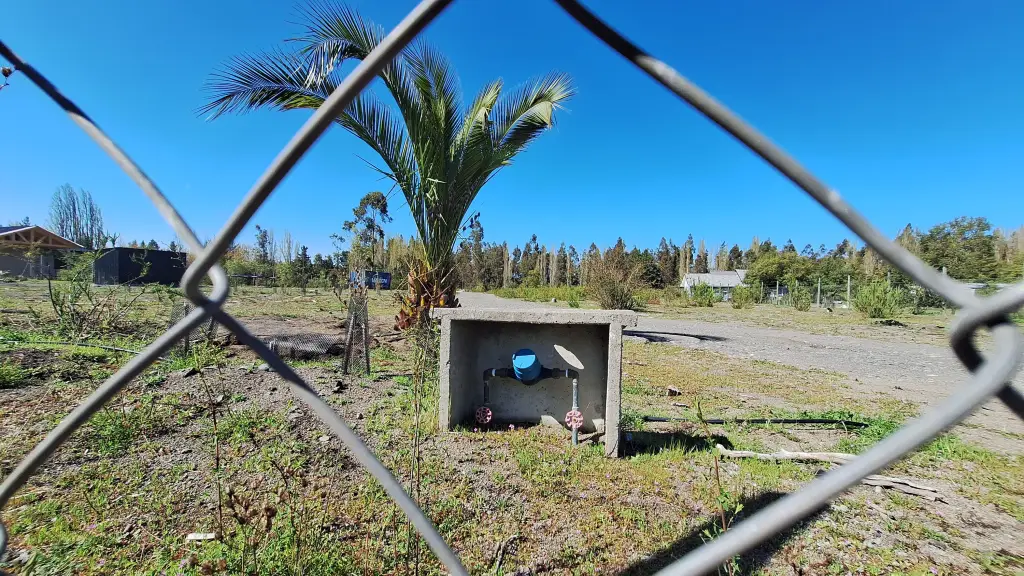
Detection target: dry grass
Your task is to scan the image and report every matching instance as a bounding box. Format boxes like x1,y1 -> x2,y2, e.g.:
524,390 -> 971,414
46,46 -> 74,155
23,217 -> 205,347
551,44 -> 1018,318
645,301 -> 954,346
0,280 -> 1021,575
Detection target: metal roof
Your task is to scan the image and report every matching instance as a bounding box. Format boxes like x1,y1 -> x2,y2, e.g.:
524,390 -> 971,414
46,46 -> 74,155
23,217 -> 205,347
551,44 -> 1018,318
0,225 -> 83,249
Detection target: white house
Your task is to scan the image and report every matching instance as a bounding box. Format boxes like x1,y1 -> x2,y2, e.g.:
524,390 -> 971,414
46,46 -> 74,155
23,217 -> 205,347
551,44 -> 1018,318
680,269 -> 748,300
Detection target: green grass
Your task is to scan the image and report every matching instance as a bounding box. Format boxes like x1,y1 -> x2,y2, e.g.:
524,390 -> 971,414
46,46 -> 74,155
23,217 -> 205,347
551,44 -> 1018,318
0,360 -> 28,388
3,279 -> 1022,575
619,407 -> 645,432
489,284 -> 584,303
216,407 -> 286,445
83,394 -> 180,456
161,341 -> 226,373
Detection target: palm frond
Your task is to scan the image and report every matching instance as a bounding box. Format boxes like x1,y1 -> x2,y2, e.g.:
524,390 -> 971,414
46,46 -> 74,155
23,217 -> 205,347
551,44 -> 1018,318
290,0 -> 385,87
200,2 -> 575,277
198,48 -> 331,119
492,72 -> 575,158
335,94 -> 419,211
454,79 -> 502,155
291,0 -> 426,148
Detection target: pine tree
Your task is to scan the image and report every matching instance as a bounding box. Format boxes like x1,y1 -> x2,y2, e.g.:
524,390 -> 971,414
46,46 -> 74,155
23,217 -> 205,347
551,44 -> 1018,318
695,239 -> 709,273
727,244 -> 743,270
567,245 -> 579,286
656,238 -> 675,287
714,242 -> 728,271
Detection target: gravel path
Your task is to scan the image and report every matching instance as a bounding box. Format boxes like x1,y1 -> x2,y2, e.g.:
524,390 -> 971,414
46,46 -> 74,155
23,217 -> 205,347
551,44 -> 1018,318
457,291 -> 1023,452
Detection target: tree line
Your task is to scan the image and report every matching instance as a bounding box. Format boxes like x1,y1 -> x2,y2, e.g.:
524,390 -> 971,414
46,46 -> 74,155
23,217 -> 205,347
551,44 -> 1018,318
22,184 -> 1024,297
448,216 -> 1024,294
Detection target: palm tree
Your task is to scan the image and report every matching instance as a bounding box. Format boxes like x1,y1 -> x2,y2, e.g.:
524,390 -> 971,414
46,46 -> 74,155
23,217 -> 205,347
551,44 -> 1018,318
200,4 -> 574,327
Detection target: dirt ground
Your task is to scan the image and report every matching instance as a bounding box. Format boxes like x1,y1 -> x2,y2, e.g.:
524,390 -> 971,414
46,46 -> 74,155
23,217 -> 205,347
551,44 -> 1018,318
0,282 -> 1022,575
459,291 -> 1024,456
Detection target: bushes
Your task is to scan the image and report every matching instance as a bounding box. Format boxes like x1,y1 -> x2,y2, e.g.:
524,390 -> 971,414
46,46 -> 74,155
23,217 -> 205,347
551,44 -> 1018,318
48,251 -> 156,339
730,285 -> 755,309
791,286 -> 812,311
691,284 -> 716,307
586,258 -> 643,311
566,291 -> 581,308
491,285 -> 582,303
0,361 -> 27,389
854,282 -> 906,318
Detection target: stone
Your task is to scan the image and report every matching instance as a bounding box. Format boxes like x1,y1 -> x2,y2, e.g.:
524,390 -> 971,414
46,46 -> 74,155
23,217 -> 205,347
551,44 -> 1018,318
257,363 -> 271,372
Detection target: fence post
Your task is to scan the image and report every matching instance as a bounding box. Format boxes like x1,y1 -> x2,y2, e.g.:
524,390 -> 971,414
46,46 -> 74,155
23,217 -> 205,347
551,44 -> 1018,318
775,280 -> 779,302
816,277 -> 821,308
847,275 -> 851,307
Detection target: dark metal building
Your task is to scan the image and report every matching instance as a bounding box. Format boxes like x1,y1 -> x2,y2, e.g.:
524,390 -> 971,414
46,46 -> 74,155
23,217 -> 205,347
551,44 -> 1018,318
349,270 -> 392,289
93,248 -> 187,286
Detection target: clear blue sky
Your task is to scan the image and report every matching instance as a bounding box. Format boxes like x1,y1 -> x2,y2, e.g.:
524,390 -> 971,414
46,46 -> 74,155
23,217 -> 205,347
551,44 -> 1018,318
2,0 -> 1023,256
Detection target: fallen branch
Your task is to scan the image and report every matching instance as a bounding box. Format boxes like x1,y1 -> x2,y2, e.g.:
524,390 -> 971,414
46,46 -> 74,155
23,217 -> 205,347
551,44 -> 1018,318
862,476 -> 942,501
716,444 -> 854,465
716,444 -> 942,500
491,534 -> 520,574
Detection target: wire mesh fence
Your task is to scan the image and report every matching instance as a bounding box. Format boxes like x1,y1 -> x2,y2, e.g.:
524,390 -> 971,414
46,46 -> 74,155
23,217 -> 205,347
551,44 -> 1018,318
1,0 -> 1023,574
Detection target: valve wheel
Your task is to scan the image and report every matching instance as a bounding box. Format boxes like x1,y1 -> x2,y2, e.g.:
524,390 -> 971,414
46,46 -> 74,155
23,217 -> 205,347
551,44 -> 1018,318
565,410 -> 584,430
475,406 -> 493,425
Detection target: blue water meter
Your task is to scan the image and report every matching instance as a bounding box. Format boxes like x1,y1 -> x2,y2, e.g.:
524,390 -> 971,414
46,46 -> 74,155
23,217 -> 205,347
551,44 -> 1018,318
511,348 -> 542,383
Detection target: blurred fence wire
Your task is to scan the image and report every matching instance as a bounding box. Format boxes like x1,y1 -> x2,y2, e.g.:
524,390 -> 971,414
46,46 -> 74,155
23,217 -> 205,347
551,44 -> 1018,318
1,0 -> 1022,574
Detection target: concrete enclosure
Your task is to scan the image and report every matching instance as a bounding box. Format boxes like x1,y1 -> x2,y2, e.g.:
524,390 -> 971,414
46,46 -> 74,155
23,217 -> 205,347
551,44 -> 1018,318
432,308 -> 637,456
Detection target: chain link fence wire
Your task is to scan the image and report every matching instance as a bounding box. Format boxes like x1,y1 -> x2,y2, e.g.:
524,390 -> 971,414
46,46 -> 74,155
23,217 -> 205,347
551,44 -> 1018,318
168,299 -> 346,359
168,299 -> 222,353
2,0 -> 1023,573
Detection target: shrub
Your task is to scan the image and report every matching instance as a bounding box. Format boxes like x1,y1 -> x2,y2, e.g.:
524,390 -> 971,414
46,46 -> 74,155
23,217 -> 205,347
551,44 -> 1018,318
854,282 -> 906,319
661,286 -> 690,307
791,286 -> 812,311
523,269 -> 541,288
491,285 -> 582,303
567,291 -> 581,308
691,284 -> 716,307
619,408 -> 645,432
48,251 -> 156,339
730,285 -> 755,309
0,361 -> 27,389
586,258 -> 643,311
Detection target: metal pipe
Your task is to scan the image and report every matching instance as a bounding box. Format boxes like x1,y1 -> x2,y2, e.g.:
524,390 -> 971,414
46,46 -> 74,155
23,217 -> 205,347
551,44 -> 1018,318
571,377 -> 579,446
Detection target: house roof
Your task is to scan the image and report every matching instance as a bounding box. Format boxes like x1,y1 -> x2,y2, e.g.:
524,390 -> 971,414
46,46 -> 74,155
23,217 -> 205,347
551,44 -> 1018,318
681,269 -> 748,289
0,225 -> 83,249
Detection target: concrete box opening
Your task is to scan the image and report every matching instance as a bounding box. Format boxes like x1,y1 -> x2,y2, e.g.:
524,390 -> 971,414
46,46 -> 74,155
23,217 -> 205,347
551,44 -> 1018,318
433,309 -> 638,456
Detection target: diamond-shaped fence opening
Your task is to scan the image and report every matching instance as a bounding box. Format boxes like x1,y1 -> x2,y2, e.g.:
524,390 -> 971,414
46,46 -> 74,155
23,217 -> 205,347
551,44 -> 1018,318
1,0 -> 1022,574
168,299 -> 346,360
168,299 -> 222,352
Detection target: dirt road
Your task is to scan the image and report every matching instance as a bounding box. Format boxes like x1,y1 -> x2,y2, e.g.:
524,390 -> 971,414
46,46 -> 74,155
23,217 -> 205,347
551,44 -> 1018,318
456,291 -> 1024,452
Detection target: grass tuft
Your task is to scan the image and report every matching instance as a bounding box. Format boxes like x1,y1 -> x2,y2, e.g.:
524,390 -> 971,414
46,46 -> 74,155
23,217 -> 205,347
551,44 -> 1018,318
0,361 -> 28,388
